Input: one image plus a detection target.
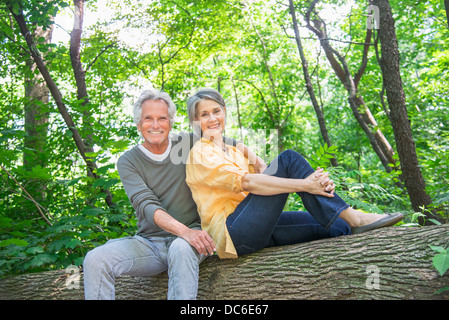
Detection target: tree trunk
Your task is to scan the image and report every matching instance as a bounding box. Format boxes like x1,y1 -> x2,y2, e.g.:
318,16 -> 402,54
70,0 -> 95,169
445,0 -> 449,28
1,225 -> 448,300
288,0 -> 338,167
23,24 -> 53,171
371,0 -> 433,220
303,1 -> 396,172
22,23 -> 53,208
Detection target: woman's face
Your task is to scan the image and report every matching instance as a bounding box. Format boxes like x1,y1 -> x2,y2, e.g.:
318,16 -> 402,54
195,99 -> 226,139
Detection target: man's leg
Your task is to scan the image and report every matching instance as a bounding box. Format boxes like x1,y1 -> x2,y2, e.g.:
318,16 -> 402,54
166,237 -> 206,300
83,236 -> 167,300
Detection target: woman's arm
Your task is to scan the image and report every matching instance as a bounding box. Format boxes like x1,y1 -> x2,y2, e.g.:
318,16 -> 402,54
236,142 -> 267,173
241,168 -> 335,198
234,143 -> 334,196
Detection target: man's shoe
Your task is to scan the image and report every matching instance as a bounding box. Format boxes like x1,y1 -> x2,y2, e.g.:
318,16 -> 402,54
351,212 -> 404,235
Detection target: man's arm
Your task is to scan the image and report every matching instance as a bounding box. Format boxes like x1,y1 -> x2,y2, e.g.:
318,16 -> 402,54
153,209 -> 216,256
118,153 -> 216,256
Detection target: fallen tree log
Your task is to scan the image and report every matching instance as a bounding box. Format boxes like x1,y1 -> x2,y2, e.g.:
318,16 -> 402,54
1,225 -> 448,300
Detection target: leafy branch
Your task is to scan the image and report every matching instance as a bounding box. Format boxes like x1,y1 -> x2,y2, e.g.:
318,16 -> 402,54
0,164 -> 52,226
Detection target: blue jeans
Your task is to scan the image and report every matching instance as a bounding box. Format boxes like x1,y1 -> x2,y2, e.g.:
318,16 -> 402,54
83,235 -> 206,300
226,150 -> 351,256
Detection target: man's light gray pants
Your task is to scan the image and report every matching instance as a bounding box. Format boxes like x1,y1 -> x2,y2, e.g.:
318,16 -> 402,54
83,235 -> 206,300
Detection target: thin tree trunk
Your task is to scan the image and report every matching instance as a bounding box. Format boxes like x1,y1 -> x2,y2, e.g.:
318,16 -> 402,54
70,0 -> 95,172
231,79 -> 244,142
445,0 -> 449,28
288,0 -> 338,167
371,0 -> 433,222
303,0 -> 396,172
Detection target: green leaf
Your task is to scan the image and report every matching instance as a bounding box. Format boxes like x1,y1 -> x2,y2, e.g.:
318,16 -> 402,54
430,245 -> 446,254
83,207 -> 105,216
85,152 -> 99,158
93,178 -> 108,188
433,253 -> 449,276
49,238 -> 81,251
26,254 -> 58,268
434,287 -> 449,295
319,145 -> 324,156
93,178 -> 119,189
0,238 -> 29,247
26,246 -> 45,254
0,217 -> 12,228
428,219 -> 442,225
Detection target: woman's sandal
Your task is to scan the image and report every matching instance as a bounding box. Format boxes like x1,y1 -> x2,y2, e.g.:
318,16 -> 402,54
351,212 -> 404,235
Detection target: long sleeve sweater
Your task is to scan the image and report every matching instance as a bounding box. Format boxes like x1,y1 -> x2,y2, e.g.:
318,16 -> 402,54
117,132 -> 237,239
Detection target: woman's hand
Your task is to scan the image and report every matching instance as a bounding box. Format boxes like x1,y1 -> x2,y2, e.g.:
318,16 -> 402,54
316,167 -> 335,194
254,156 -> 268,173
305,167 -> 335,197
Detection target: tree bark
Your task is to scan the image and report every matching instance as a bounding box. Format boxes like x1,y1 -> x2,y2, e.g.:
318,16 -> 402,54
22,22 -> 54,207
445,0 -> 449,28
70,0 -> 94,166
371,0 -> 433,220
1,225 -> 448,300
23,24 -> 53,170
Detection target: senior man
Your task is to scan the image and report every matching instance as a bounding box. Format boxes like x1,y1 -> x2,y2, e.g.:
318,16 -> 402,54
83,89 -> 258,300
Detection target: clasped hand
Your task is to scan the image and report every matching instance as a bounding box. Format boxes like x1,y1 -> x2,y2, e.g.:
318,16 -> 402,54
306,167 -> 335,197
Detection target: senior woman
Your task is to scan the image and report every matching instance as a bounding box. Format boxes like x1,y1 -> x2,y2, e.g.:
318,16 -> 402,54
185,88 -> 403,259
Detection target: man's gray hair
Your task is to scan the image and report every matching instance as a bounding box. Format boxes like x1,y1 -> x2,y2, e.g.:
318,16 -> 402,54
186,88 -> 226,126
133,89 -> 177,125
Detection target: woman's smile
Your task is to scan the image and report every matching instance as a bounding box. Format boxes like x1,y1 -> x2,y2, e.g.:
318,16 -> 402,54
208,123 -> 221,129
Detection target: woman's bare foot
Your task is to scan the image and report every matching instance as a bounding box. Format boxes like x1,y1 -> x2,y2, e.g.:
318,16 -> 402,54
339,207 -> 388,228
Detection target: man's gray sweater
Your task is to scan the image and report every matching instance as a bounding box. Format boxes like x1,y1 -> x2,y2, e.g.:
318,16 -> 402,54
117,132 -> 237,239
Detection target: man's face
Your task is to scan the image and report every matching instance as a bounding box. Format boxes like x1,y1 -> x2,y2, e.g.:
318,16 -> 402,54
137,99 -> 172,154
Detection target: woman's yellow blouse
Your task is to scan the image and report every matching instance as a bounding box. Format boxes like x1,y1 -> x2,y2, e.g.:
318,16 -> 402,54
186,138 -> 254,259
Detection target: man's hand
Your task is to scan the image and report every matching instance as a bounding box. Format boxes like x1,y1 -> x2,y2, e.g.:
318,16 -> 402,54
153,209 -> 216,256
181,228 -> 216,256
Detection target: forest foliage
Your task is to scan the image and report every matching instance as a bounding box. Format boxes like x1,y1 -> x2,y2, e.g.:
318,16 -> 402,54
0,0 -> 448,277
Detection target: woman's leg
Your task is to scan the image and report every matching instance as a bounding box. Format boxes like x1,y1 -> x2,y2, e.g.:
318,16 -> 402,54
226,191 -> 290,255
226,150 -> 350,255
265,150 -> 350,228
265,211 -> 351,248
